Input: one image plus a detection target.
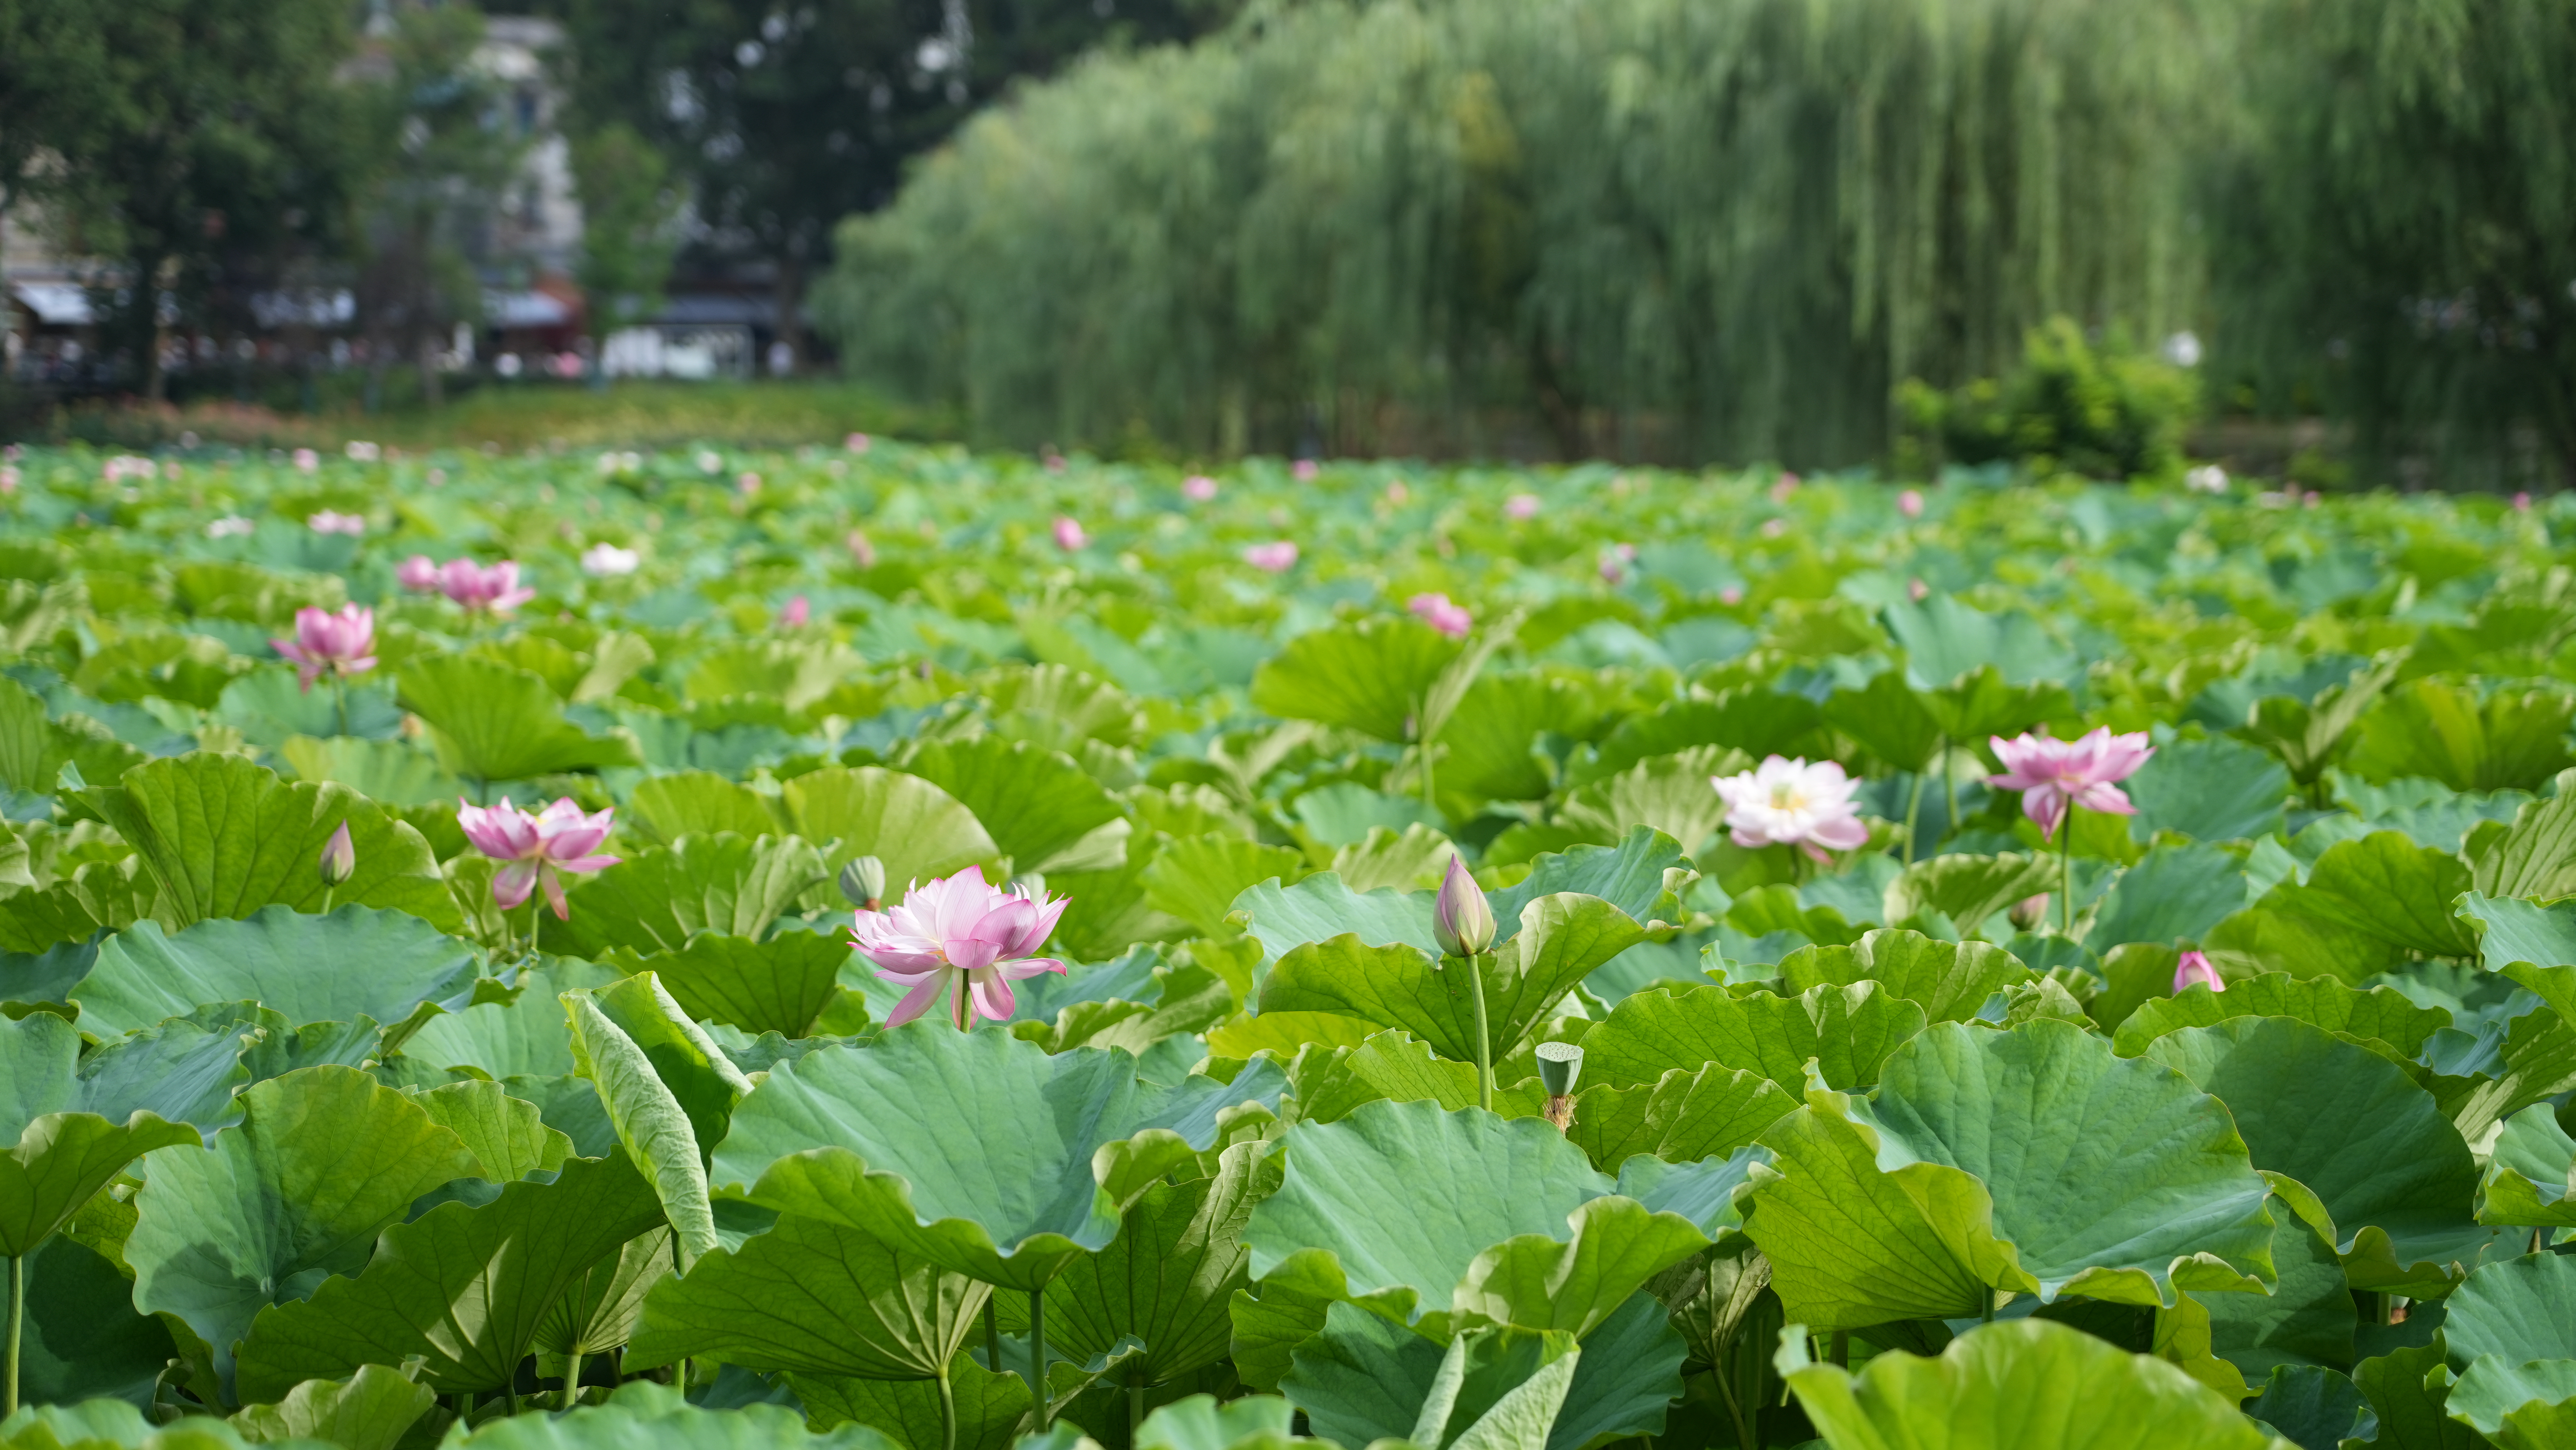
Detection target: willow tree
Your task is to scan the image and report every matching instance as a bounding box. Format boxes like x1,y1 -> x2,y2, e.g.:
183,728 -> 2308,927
823,0 -> 2230,465
2207,0 -> 2576,488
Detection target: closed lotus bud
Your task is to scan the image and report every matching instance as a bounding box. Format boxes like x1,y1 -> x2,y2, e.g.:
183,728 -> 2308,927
2173,950 -> 2225,995
318,821 -> 355,888
1432,856 -> 1495,958
841,855 -> 887,912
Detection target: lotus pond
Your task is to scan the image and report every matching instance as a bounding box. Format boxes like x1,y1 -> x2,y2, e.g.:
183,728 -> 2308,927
4,440 -> 2576,1450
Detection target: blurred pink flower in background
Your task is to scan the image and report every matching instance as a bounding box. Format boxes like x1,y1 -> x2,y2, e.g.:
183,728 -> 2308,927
438,558 -> 536,615
1407,592 -> 1473,638
1770,473 -> 1799,502
397,555 -> 440,592
2174,950 -> 2225,993
292,448 -> 319,473
1988,728 -> 2155,840
307,510 -> 365,535
1183,475 -> 1219,502
1385,481 -> 1409,505
457,797 -> 621,918
1710,756 -> 1870,862
1,467 -> 21,495
847,529 -> 877,567
1719,585 -> 1745,606
1506,493 -> 1541,520
1052,517 -> 1087,550
736,472 -> 762,496
779,595 -> 811,629
1293,458 -> 1319,482
1909,578 -> 1930,601
1244,541 -> 1299,572
846,432 -> 871,453
854,865 -> 1070,1026
272,605 -> 376,691
2514,492 -> 2533,512
1897,489 -> 1924,518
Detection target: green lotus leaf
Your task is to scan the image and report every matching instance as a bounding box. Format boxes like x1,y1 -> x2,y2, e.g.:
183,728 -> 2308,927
1134,1394 -> 1303,1450
626,772 -> 789,845
1572,693 -> 1820,789
2123,736 -> 2293,845
2480,1104 -> 2576,1227
898,736 -> 1125,874
228,1364 -> 435,1450
215,668 -> 404,749
1289,785 -> 1439,852
1882,852 -> 2058,937
566,973 -> 754,1269
2469,775 -> 2576,901
0,1013 -> 200,1259
0,861 -> 154,957
2143,1018 -> 2505,1292
80,754 -> 461,934
627,1212 -> 991,1379
2447,1355 -> 2576,1450
1316,1032 -> 1549,1122
1577,982 -> 1927,1093
2348,680 -> 2576,794
1438,674 -> 1598,807
2111,971 -> 2452,1060
69,1014 -> 257,1136
74,905 -> 478,1038
1613,1147 -> 1771,1239
443,1381 -> 900,1450
2245,1365 -> 2367,1450
1245,1099 -> 1611,1326
1450,1194 -> 1709,1339
1484,829 -> 1691,942
0,1399 -> 279,1450
18,1234 -> 179,1408
397,654 -> 643,783
611,931 -> 851,1038
544,833 -> 827,959
1260,895 -> 1645,1066
711,1024 -> 1278,1290
2198,901 -> 2401,985
1042,1140 -> 1268,1386
1552,748 -> 1738,857
395,961 -> 616,1081
2087,842 -> 2252,950
2195,1196 -> 2358,1381
127,1066 -> 482,1368
411,1079 -> 575,1182
532,1223 -> 674,1384
1249,618 -> 1461,744
1145,834 -> 1307,940
778,765 -> 1001,891
232,1152 -> 668,1399
2342,1335 -> 2476,1450
1775,1317 -> 2290,1449
1282,1305 -> 1579,1450
1232,874 -> 1441,968
787,1357 -> 1026,1450
2444,1253 -> 2576,1367
274,735 -> 467,809
1777,928 -> 2033,1025
1330,823 -> 1457,893
2441,993 -> 2576,1149
1565,1064 -> 1795,1174
2458,891 -> 2576,974
2264,831 -> 2479,960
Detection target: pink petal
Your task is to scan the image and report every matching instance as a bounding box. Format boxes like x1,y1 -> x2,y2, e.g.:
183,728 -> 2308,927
994,957 -> 1066,981
970,974 -> 1016,1021
884,973 -> 949,1027
491,860 -> 540,909
541,865 -> 570,920
2073,782 -> 2137,815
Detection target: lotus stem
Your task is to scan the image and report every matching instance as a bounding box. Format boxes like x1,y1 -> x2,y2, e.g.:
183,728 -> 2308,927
938,1363 -> 957,1450
1129,1374 -> 1146,1443
1028,1282 -> 1049,1429
335,675 -> 350,738
954,972 -> 971,1032
5,1253 -> 18,1416
1831,1331 -> 1847,1368
320,886 -> 335,917
2059,813 -> 2075,936
561,1350 -> 583,1411
984,1299 -> 1000,1371
527,900 -> 542,962
1940,737 -> 1957,837
1902,768 -> 1926,864
1468,950 -> 1493,1112
505,1384 -> 519,1416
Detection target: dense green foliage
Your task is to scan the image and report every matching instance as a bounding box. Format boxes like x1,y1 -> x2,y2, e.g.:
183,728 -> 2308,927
1897,319 -> 2201,481
5,441 -> 2576,1447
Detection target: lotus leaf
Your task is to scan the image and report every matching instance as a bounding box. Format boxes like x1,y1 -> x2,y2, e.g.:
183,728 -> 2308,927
1577,982 -> 1927,1094
74,906 -> 477,1038
1777,929 -> 2033,1025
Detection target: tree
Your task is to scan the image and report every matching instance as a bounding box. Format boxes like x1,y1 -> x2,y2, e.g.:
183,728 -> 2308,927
570,123 -> 683,343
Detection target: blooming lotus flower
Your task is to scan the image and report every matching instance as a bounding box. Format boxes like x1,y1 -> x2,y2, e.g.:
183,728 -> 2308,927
206,515 -> 254,539
0,466 -> 17,495
1407,592 -> 1472,638
293,448 -> 319,474
1183,475 -> 1218,502
780,595 -> 811,629
272,605 -> 377,691
437,558 -> 536,614
737,472 -> 761,496
1987,728 -> 2155,841
1432,856 -> 1495,958
345,441 -> 381,462
1052,517 -> 1087,551
1710,756 -> 1870,862
308,510 -> 365,535
1293,458 -> 1319,482
852,865 -> 1070,1026
1897,489 -> 1924,518
846,432 -> 872,453
580,542 -> 640,577
1244,541 -> 1299,572
2174,950 -> 2224,994
397,555 -> 439,592
1505,493 -> 1541,520
457,796 -> 621,918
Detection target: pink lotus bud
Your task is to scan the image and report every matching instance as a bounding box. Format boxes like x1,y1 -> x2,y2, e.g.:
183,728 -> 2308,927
2514,492 -> 2533,512
1044,451 -> 1067,473
1719,585 -> 1744,606
318,821 -> 355,888
1897,488 -> 1924,518
737,472 -> 762,496
1386,481 -> 1408,505
1183,475 -> 1218,502
2174,950 -> 2224,994
1243,541 -> 1299,572
1406,592 -> 1473,639
780,595 -> 811,629
1052,517 -> 1087,551
397,555 -> 439,592
1505,493 -> 1541,521
1432,856 -> 1495,957
1770,473 -> 1799,502
0,467 -> 17,495
1910,578 -> 1930,601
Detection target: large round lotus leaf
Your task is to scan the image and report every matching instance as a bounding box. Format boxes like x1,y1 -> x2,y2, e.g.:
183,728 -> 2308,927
2481,1104 -> 2576,1227
2447,1355 -> 2576,1450
1862,1020 -> 2276,1304
0,1011 -> 199,1258
2111,972 -> 2452,1060
2446,1253 -> 2576,1365
1777,1317 -> 2288,1449
1042,1140 -> 1265,1384
1577,982 -> 1926,1094
1245,1097 -> 1613,1325
2142,1016 -> 2504,1290
1776,929 -> 2032,1025
709,1022 -> 1278,1290
228,1361 -> 437,1450
74,905 -> 479,1038
778,765 -> 999,890
438,1381 -> 898,1450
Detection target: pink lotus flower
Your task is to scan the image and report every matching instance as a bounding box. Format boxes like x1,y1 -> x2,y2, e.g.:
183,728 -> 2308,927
437,558 -> 536,614
853,865 -> 1070,1026
272,605 -> 377,691
1244,541 -> 1299,572
1052,517 -> 1087,551
1771,473 -> 1799,501
737,472 -> 762,496
1599,542 -> 1638,584
1183,475 -> 1218,502
1407,592 -> 1473,638
2514,492 -> 2533,512
1897,489 -> 1924,518
0,466 -> 17,495
293,448 -> 319,474
1385,481 -> 1409,505
1909,578 -> 1930,601
2174,950 -> 2224,994
1711,757 -> 1870,862
780,595 -> 811,629
1987,727 -> 2155,841
847,529 -> 877,567
456,796 -> 621,918
846,432 -> 871,453
1505,493 -> 1541,521
397,555 -> 440,592
1718,586 -> 1745,606
1293,459 -> 1319,482
308,510 -> 365,536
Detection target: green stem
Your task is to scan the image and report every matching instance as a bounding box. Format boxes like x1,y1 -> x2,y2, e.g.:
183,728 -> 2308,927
1941,737 -> 1957,839
1982,1293 -> 1997,1324
505,1384 -> 519,1417
1902,768 -> 1927,865
1029,1281 -> 1050,1429
2060,810 -> 2075,936
983,1299 -> 1000,1372
561,1349 -> 583,1411
5,1254 -> 19,1417
1831,1330 -> 1848,1368
1129,1374 -> 1146,1444
954,970 -> 972,1031
1468,949 -> 1493,1112
320,885 -> 334,917
336,675 -> 350,738
528,897 -> 543,963
938,1363 -> 958,1450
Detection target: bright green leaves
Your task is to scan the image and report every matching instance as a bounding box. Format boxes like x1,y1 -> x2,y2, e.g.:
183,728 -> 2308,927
1250,618 -> 1461,743
1777,1318 -> 2289,1449
233,1153 -> 668,1399
1044,1141 -> 1268,1388
1746,1021 -> 2275,1328
397,654 -> 643,783
2480,1104 -> 2576,1227
897,735 -> 1125,873
627,1213 -> 992,1379
612,930 -> 851,1039
2441,1255 -> 2576,1450
2261,830 -> 2479,960
1777,930 -> 2033,1025
228,1362 -> 437,1450
1283,1310 -> 1579,1450
1450,1195 -> 1710,1338
2469,778 -> 2576,901
441,1381 -> 900,1450
1567,1065 -> 1795,1174
544,833 -> 826,958
75,906 -> 478,1038
82,754 -> 460,933
0,1011 -> 200,1261
777,765 -> 1000,891
1578,983 -> 1926,1094
1259,896 -> 1644,1068
2111,972 -> 2451,1060
1484,830 -> 1691,942
711,1024 -> 1267,1289
2347,679 -> 2576,793
566,973 -> 752,1270
127,1066 -> 482,1368
1882,853 -> 2058,937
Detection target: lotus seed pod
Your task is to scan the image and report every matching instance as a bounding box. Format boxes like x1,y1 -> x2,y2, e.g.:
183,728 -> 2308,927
1535,1041 -> 1584,1099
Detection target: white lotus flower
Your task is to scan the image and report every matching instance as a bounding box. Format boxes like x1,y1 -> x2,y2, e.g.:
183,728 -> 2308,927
1710,756 -> 1870,862
580,542 -> 641,577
